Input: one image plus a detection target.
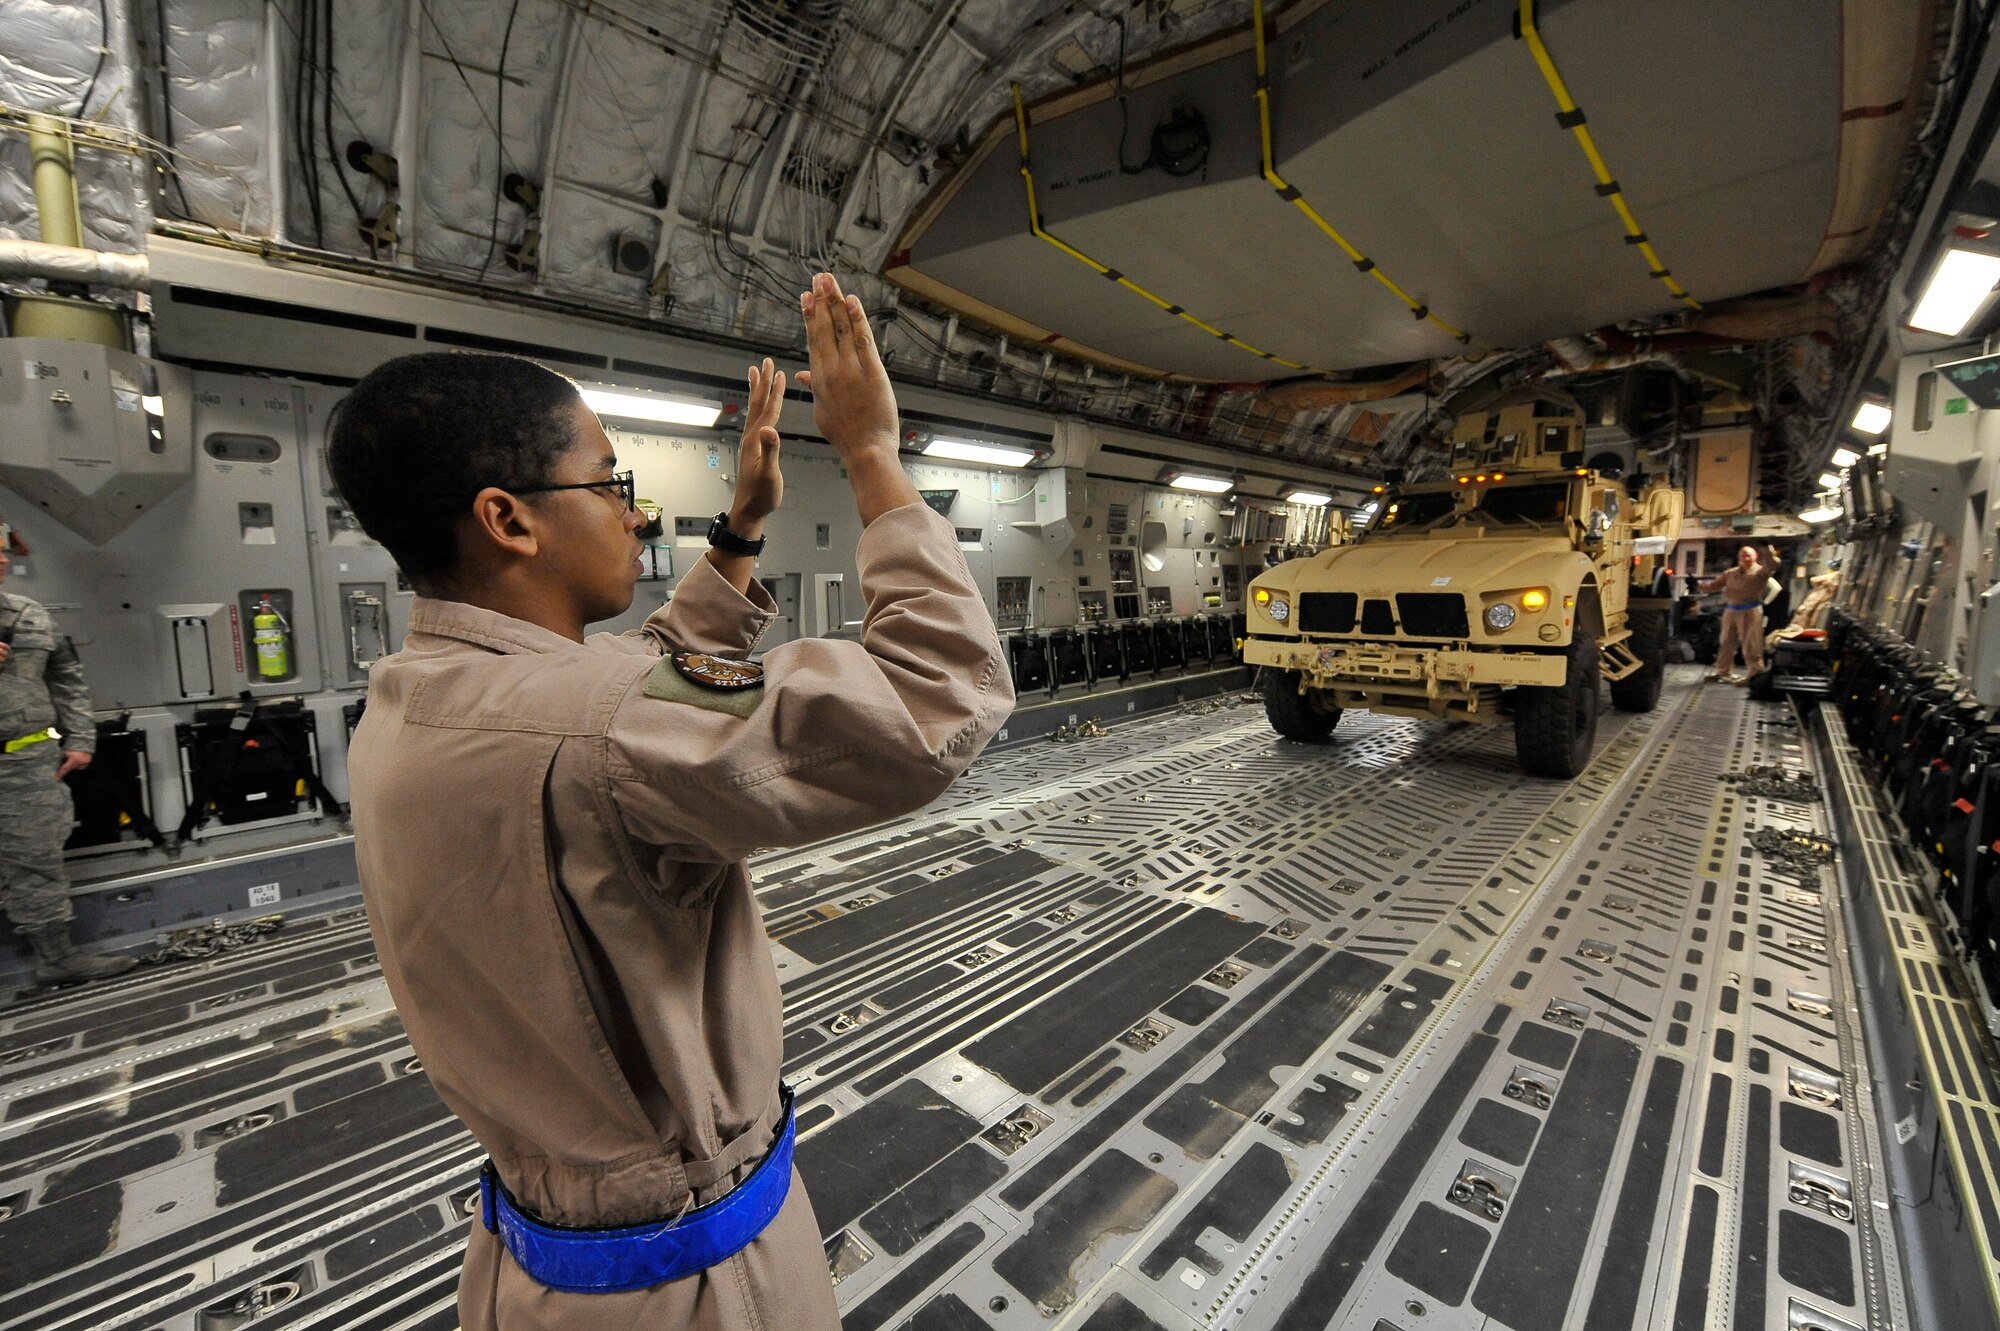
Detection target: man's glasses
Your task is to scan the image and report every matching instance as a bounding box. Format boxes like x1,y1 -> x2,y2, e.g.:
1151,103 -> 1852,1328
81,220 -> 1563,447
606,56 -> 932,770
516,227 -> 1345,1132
502,471 -> 637,513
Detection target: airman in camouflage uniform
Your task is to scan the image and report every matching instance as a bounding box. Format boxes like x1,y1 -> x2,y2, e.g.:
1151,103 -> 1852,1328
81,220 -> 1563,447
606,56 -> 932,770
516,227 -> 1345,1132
0,521 -> 135,984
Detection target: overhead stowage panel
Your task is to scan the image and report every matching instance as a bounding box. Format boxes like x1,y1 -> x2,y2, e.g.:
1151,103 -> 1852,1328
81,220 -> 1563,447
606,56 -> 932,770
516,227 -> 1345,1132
0,339 -> 193,545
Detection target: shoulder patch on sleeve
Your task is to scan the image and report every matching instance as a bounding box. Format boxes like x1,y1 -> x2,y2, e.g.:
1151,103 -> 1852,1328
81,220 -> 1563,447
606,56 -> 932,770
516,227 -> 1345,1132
642,651 -> 766,718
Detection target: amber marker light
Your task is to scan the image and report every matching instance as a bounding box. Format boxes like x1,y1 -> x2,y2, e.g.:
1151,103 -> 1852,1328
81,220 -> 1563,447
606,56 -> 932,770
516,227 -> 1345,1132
1522,589 -> 1550,611
1458,476 -> 1471,484
1493,472 -> 1505,480
1254,588 -> 1271,605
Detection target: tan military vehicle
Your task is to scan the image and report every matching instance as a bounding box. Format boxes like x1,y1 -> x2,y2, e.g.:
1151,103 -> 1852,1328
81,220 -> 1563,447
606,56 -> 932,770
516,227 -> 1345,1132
1244,388 -> 1683,777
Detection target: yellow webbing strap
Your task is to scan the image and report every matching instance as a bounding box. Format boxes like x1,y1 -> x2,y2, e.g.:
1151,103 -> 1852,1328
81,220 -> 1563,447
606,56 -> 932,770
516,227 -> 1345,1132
4,728 -> 56,754
1009,84 -> 1330,374
1250,0 -> 1481,349
1517,0 -> 1700,309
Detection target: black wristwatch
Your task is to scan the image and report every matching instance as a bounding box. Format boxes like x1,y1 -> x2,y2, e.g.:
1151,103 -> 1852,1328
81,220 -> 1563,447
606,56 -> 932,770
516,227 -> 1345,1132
706,512 -> 766,557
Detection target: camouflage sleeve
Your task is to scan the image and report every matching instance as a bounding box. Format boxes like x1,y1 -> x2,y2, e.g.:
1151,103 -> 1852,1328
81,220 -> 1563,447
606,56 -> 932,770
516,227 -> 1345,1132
43,623 -> 96,753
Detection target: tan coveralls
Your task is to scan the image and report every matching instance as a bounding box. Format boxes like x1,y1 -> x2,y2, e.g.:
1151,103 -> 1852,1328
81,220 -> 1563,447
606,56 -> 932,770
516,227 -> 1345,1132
347,503 -> 1011,1329
1709,561 -> 1774,677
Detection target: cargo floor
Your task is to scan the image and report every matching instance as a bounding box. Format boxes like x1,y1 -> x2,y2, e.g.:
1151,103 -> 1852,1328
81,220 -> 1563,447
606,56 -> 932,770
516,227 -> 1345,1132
0,670 -> 1943,1329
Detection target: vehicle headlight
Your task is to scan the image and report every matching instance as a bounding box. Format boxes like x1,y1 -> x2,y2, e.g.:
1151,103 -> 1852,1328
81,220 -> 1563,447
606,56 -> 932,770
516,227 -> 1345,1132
1267,597 -> 1290,623
1485,602 -> 1517,631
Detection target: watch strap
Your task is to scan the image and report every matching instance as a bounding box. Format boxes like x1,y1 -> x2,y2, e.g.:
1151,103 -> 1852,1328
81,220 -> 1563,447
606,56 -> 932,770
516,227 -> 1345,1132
708,512 -> 766,556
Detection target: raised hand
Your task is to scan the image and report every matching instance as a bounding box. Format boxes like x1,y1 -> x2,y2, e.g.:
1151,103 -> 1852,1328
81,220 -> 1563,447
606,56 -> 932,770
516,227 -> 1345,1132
796,273 -> 899,463
734,357 -> 785,522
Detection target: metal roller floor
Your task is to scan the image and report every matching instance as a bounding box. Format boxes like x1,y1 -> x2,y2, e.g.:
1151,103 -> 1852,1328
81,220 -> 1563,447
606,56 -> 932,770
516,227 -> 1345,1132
0,671 -> 1925,1329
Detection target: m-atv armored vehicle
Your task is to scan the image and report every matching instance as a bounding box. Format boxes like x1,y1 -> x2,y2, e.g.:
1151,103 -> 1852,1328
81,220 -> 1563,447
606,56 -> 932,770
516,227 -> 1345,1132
1244,390 -> 1683,777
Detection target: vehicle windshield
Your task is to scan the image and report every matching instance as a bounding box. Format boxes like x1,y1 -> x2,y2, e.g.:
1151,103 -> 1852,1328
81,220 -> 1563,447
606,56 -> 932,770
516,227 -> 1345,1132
1369,490 -> 1458,534
1368,480 -> 1574,536
1476,481 -> 1572,524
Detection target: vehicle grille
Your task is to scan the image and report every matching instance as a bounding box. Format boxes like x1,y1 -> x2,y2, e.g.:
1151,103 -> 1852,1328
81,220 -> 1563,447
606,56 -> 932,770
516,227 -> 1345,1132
1396,593 -> 1470,639
1361,598 -> 1396,635
1299,592 -> 1357,633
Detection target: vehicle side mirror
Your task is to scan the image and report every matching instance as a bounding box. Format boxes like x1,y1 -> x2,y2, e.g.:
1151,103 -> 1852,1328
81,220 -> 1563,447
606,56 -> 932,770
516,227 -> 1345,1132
1586,509 -> 1609,544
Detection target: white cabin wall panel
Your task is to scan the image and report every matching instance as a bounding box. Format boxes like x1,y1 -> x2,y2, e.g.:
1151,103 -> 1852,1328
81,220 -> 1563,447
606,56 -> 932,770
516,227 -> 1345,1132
562,31 -> 689,200
411,0 -> 566,276
284,0 -> 404,255
0,0 -> 148,253
541,188 -> 653,308
161,0 -> 274,233
662,223 -> 726,326
1883,351 -> 2000,690
2,368 -> 322,710
1942,405 -> 2000,689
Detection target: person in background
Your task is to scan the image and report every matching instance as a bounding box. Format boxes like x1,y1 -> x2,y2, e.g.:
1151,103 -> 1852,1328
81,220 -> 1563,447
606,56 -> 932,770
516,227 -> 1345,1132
0,517 -> 136,985
1700,543 -> 1782,684
331,272 -> 1010,1329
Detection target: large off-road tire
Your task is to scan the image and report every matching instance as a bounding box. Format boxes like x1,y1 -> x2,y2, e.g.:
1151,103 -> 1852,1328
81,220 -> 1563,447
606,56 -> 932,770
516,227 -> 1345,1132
1261,668 -> 1343,741
1514,633 -> 1600,778
1608,609 -> 1668,713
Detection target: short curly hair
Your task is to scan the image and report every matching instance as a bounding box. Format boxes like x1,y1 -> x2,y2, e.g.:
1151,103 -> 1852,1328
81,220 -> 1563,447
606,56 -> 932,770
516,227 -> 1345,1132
326,353 -> 581,587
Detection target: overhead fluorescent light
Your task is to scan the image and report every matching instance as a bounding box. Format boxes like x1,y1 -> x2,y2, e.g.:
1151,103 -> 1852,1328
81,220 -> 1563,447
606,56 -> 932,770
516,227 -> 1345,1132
1830,447 -> 1861,468
141,394 -> 164,415
579,386 -> 723,428
922,437 -> 1037,467
1286,489 -> 1334,506
1798,505 -> 1844,524
1909,247 -> 2000,336
1170,473 -> 1235,494
1817,472 -> 1842,490
1850,401 -> 1892,435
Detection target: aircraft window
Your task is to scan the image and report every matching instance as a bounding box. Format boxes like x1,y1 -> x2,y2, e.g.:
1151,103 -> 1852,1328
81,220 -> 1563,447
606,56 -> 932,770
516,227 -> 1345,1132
1476,482 -> 1571,524
1370,491 -> 1458,533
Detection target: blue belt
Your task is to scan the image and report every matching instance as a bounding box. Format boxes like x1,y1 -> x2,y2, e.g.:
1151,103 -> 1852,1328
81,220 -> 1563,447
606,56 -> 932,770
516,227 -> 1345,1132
1726,602 -> 1762,611
480,1085 -> 796,1294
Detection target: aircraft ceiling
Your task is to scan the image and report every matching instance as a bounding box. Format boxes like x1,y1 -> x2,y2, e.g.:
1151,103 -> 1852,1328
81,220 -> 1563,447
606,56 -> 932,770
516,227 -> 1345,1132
0,0 -> 1956,502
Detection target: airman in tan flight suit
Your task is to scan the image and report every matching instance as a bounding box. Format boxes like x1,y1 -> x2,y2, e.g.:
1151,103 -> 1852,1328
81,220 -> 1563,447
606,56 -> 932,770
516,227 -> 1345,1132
332,273 -> 1011,1329
1701,543 -> 1781,684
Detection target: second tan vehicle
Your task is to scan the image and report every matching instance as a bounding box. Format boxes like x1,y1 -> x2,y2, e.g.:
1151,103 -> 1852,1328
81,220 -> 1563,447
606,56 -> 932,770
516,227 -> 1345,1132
1243,390 -> 1683,777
